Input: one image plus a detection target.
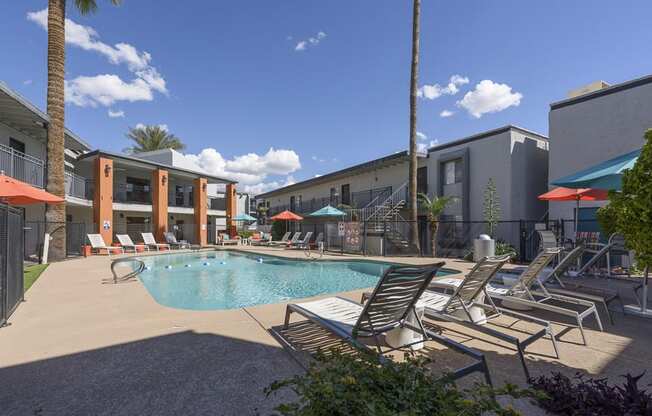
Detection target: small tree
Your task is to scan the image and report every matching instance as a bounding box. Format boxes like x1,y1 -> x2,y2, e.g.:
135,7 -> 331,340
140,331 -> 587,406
271,220 -> 286,241
483,178 -> 501,238
600,129 -> 652,284
418,193 -> 454,257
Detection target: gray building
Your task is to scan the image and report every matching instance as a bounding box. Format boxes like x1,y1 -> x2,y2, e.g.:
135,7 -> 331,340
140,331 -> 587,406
549,75 -> 652,221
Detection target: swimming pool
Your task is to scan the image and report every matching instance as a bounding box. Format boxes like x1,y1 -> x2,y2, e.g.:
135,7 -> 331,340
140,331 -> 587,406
135,251 -> 458,310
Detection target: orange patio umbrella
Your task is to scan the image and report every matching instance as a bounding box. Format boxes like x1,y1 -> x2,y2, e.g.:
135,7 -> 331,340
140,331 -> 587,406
270,210 -> 303,234
0,173 -> 64,205
538,187 -> 609,233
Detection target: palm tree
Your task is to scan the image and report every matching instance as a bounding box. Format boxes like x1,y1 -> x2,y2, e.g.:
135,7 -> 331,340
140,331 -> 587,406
123,125 -> 186,154
418,193 -> 454,257
407,0 -> 421,253
46,0 -> 121,261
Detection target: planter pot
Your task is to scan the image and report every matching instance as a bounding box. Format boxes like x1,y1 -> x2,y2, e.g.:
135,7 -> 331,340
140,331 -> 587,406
473,236 -> 495,262
82,245 -> 92,257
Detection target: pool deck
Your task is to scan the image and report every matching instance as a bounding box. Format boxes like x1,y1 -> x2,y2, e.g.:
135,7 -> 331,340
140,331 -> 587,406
1,246 -> 652,415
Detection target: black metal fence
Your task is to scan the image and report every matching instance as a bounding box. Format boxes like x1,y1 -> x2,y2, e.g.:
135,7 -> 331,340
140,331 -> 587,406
23,221 -> 89,261
282,218 -> 602,261
0,203 -> 25,326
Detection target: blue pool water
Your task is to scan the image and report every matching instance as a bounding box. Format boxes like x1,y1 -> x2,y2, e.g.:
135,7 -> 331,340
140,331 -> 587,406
135,251 -> 457,310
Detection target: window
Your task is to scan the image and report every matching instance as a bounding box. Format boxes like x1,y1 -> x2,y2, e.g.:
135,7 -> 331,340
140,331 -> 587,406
330,187 -> 337,204
443,159 -> 462,185
9,138 -> 25,154
341,184 -> 350,206
175,185 -> 185,206
417,167 -> 428,194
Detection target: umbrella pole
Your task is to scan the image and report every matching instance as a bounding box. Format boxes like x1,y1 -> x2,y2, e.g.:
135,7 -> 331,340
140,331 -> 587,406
575,197 -> 579,237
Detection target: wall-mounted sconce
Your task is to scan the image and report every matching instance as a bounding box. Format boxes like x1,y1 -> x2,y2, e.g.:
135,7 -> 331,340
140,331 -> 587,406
169,215 -> 174,220
202,183 -> 207,192
162,175 -> 167,186
119,213 -> 125,219
104,164 -> 112,177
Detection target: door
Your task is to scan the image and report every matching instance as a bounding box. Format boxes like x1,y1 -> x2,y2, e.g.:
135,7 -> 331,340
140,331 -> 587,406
417,167 -> 428,195
290,196 -> 296,212
341,184 -> 350,206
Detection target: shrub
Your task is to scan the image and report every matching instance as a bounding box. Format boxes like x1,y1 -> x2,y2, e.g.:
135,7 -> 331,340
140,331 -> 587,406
265,349 -> 525,416
238,231 -> 254,239
529,372 -> 652,415
271,220 -> 286,241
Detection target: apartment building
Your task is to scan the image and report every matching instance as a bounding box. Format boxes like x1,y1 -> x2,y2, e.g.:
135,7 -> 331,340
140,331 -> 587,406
548,75 -> 652,221
0,81 -> 239,256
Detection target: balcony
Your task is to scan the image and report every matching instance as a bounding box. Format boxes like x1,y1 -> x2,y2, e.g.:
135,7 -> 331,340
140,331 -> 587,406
0,143 -> 44,188
114,183 -> 152,204
208,196 -> 226,211
64,171 -> 93,200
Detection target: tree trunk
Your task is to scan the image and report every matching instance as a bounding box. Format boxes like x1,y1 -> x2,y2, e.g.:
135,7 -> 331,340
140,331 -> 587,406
408,0 -> 421,253
430,222 -> 438,258
45,0 -> 67,261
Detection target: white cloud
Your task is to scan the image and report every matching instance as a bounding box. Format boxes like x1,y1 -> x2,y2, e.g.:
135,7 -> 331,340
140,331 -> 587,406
134,123 -> 168,131
294,31 -> 326,51
417,74 -> 469,100
180,148 -> 302,195
108,109 -> 125,118
416,131 -> 427,140
27,8 -> 167,107
439,109 -> 454,118
416,139 -> 439,154
23,79 -> 33,85
457,80 -> 522,118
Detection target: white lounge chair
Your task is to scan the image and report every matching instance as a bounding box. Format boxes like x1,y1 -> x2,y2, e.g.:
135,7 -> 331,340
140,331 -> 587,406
141,232 -> 171,251
116,234 -> 149,253
431,248 -> 603,346
288,232 -> 312,249
87,234 -> 124,256
284,262 -> 493,385
218,234 -> 239,246
267,232 -> 291,246
269,232 -> 297,246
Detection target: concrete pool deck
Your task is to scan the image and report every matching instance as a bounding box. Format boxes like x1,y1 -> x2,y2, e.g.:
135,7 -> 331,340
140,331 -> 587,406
1,246 -> 651,415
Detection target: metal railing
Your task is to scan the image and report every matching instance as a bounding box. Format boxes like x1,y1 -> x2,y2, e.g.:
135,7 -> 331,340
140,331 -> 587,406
64,171 -> 92,199
365,182 -> 408,222
0,143 -> 45,188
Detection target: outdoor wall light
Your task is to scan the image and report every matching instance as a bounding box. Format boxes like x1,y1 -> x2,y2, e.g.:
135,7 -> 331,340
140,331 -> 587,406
104,164 -> 112,177
202,183 -> 207,192
162,175 -> 167,186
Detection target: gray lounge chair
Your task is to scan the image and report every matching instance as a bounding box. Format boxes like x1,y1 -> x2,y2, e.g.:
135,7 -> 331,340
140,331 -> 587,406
432,248 -> 603,347
163,232 -> 191,249
268,232 -> 294,246
418,255 -> 557,380
116,234 -> 149,253
289,232 -> 312,249
543,244 -> 624,325
284,263 -> 492,385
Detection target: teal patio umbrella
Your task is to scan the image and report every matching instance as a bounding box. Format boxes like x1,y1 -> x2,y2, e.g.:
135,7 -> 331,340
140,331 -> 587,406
233,213 -> 256,222
309,205 -> 346,217
552,149 -> 641,190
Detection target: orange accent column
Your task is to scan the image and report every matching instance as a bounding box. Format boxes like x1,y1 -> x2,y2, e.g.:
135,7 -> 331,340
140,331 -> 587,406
194,178 -> 208,246
226,183 -> 237,237
93,157 -> 114,244
152,169 -> 168,241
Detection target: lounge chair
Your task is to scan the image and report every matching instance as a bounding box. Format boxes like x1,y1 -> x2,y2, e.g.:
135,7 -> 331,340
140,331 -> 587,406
267,232 -> 291,246
417,255 -> 558,380
218,234 -> 239,246
116,234 -> 149,253
250,232 -> 272,246
141,232 -> 171,251
432,248 -> 603,346
288,232 -> 313,249
87,234 -> 124,256
284,262 -> 492,385
273,232 -> 301,247
163,232 -> 191,249
543,244 -> 624,325
310,232 -> 324,249
577,232 -> 632,278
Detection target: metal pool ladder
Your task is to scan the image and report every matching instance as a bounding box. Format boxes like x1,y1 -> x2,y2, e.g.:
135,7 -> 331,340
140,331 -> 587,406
110,257 -> 146,284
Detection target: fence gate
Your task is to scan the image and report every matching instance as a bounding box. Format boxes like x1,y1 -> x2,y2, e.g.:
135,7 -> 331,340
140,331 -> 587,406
0,203 -> 25,326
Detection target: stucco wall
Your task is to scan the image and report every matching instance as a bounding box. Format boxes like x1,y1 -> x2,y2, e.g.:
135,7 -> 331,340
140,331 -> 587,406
549,82 -> 652,220
0,121 -> 47,162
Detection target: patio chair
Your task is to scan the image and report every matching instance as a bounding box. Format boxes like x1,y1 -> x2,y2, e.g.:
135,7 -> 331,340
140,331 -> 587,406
577,232 -> 632,277
141,232 -> 171,251
163,232 -> 190,249
116,234 -> 149,253
218,234 -> 239,246
267,232 -> 291,246
250,232 -> 272,246
288,232 -> 312,249
273,232 -> 301,247
412,255 -> 557,380
431,248 -> 603,346
284,262 -> 493,385
543,244 -> 625,325
310,232 -> 324,249
87,234 -> 124,256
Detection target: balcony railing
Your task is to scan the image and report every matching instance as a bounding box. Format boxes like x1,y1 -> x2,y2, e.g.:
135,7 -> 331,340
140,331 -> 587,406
0,143 -> 44,188
64,171 -> 93,200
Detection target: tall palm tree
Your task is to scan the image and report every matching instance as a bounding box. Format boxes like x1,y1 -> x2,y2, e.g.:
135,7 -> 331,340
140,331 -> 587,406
407,0 -> 421,253
123,125 -> 186,154
418,193 -> 454,257
45,0 -> 121,261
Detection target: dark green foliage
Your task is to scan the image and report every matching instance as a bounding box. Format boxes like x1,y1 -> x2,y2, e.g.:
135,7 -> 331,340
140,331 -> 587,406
495,240 -> 517,258
601,129 -> 652,270
266,349 -> 525,416
529,372 -> 652,415
271,220 -> 286,241
483,178 -> 502,238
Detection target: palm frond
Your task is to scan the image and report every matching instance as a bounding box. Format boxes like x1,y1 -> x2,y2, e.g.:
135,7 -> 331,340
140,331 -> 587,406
124,125 -> 186,154
74,0 -> 122,15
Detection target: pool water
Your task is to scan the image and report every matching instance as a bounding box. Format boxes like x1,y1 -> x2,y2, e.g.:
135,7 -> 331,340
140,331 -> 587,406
136,251 -> 457,310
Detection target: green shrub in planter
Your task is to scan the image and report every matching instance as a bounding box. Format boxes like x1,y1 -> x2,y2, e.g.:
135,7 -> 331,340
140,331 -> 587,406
266,349 -> 525,415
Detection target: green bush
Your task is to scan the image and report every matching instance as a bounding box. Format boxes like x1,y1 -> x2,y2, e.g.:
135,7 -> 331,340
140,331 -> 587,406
271,220 -> 286,241
238,231 -> 254,239
266,349 -> 525,416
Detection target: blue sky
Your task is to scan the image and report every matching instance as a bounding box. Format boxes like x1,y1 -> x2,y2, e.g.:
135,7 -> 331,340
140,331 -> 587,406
2,0 -> 652,193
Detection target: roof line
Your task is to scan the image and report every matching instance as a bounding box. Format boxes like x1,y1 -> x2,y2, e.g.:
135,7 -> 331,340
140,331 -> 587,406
426,124 -> 548,152
78,149 -> 236,184
550,74 -> 652,110
0,80 -> 92,150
